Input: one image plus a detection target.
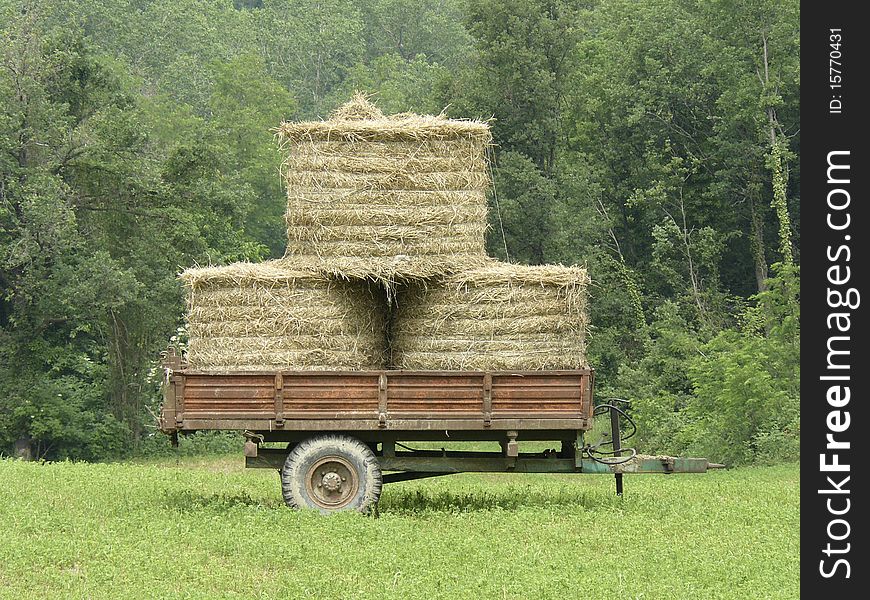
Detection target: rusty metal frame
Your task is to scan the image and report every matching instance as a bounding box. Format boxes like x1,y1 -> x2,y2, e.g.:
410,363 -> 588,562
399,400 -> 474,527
482,372 -> 493,427
245,447 -> 715,475
177,368 -> 594,377
159,347 -> 184,429
377,373 -> 388,428
274,373 -> 284,428
259,428 -> 586,444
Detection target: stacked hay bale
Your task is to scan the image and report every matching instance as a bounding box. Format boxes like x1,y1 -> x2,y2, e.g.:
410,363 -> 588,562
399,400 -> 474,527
391,263 -> 591,370
181,261 -> 386,371
180,93 -> 591,373
276,93 -> 493,282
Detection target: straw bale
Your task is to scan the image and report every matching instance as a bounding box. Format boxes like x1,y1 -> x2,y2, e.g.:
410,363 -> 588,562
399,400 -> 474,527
282,170 -> 491,191
277,90 -> 491,142
277,93 -> 493,281
291,189 -> 486,208
328,92 -> 385,120
274,253 -> 492,288
391,262 -> 591,371
288,147 -> 485,172
181,260 -> 387,371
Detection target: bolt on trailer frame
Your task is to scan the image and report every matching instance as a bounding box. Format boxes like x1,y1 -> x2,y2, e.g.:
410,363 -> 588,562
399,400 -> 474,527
159,348 -> 722,511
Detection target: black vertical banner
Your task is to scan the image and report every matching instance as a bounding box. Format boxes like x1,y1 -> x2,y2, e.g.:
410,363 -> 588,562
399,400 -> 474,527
802,2 -> 868,595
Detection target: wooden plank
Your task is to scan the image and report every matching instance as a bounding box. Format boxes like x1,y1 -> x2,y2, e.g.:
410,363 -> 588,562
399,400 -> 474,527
386,389 -> 482,400
377,411 -> 485,419
492,409 -> 585,417
387,401 -> 481,409
493,399 -> 582,407
184,388 -> 276,399
280,388 -> 380,400
382,398 -> 482,405
388,378 -> 484,388
185,376 -> 275,387
281,398 -> 380,406
185,403 -> 274,412
183,412 -> 274,419
492,390 -> 583,403
282,404 -> 380,412
493,380 -> 583,388
488,411 -> 585,419
282,374 -> 380,387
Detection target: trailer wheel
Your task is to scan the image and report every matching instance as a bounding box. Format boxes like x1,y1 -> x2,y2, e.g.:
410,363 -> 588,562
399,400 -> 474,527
280,434 -> 382,514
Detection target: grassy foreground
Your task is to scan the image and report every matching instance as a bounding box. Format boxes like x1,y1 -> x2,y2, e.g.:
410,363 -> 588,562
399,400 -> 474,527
0,456 -> 798,599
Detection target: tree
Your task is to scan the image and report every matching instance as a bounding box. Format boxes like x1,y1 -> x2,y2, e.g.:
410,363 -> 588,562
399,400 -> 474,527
701,0 -> 800,283
1,7 -> 274,457
257,0 -> 365,117
458,0 -> 584,174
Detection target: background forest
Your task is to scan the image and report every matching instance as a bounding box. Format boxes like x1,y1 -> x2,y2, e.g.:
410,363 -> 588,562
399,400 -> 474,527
0,0 -> 799,465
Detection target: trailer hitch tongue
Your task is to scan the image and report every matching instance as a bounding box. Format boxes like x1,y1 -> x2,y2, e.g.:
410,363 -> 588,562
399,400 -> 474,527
243,431 -> 264,458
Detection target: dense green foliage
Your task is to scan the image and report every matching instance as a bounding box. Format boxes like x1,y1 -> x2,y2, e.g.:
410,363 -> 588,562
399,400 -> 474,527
1,0 -> 799,463
0,457 -> 799,598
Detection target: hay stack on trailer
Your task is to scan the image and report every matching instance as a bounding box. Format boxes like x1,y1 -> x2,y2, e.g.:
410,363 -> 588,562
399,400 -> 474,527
176,94 -> 591,375
182,261 -> 386,371
276,93 -> 493,282
391,262 -> 590,371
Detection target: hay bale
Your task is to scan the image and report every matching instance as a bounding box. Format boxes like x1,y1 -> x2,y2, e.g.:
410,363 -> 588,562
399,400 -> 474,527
391,262 -> 591,370
181,260 -> 386,371
276,93 -> 493,281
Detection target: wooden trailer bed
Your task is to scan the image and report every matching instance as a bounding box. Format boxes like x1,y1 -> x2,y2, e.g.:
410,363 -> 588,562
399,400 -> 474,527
158,350 -> 718,512
159,351 -> 595,441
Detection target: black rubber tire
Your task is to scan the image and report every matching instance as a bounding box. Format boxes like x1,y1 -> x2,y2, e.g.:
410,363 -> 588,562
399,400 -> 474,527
280,434 -> 382,514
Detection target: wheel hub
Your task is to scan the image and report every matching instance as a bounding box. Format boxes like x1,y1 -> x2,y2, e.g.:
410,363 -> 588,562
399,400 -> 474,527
306,456 -> 359,509
321,471 -> 342,492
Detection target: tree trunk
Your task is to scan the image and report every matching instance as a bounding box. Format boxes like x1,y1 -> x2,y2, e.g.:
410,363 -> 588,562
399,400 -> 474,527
768,140 -> 794,267
761,31 -> 794,267
748,194 -> 769,292
674,190 -> 708,326
14,436 -> 32,461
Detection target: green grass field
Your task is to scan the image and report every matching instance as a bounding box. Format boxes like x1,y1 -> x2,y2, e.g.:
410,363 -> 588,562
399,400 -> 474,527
0,456 -> 798,599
